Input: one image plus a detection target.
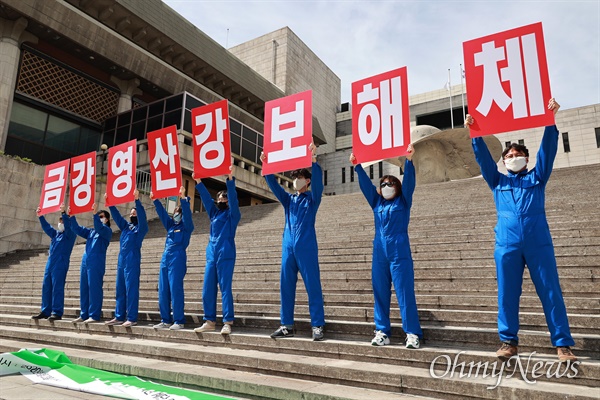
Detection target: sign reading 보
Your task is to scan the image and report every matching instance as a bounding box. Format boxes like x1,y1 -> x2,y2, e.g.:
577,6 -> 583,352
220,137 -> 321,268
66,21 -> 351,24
262,90 -> 313,176
147,125 -> 182,199
69,152 -> 96,215
39,159 -> 70,216
106,140 -> 136,206
191,99 -> 232,179
463,22 -> 554,137
351,67 -> 411,164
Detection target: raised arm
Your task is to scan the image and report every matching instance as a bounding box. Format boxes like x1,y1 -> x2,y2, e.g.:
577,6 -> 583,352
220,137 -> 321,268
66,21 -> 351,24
135,199 -> 149,239
153,199 -> 172,231
226,177 -> 241,225
401,159 -> 416,208
69,215 -> 91,239
265,174 -> 291,207
472,137 -> 501,189
535,125 -> 559,184
355,164 -> 379,209
108,205 -> 128,232
38,215 -> 57,239
196,181 -> 217,218
310,161 -> 323,209
180,196 -> 194,233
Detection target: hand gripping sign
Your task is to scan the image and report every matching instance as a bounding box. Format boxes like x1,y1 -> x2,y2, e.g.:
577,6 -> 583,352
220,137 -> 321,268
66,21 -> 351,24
351,67 -> 411,164
106,140 -> 137,207
191,99 -> 232,179
463,22 -> 554,137
147,125 -> 182,199
262,90 -> 313,175
38,159 -> 70,216
69,151 -> 96,215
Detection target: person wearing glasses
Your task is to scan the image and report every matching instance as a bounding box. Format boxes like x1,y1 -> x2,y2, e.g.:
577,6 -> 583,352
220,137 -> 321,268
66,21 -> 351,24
349,144 -> 423,349
466,98 -> 576,363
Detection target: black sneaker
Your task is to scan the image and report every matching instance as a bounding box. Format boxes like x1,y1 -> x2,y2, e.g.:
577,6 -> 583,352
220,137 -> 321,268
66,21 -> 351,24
32,313 -> 49,320
312,326 -> 324,341
270,325 -> 294,338
48,314 -> 62,321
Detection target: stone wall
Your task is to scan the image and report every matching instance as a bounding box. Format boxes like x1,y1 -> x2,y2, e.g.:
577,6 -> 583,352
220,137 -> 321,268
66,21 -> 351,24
0,154 -> 157,256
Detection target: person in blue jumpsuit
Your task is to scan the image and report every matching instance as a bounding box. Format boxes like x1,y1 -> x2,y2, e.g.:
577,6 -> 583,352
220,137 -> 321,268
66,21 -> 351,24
67,203 -> 112,324
467,98 -> 576,362
193,166 -> 241,335
260,143 -> 326,341
104,189 -> 148,328
32,203 -> 76,321
151,185 -> 194,330
349,145 -> 423,349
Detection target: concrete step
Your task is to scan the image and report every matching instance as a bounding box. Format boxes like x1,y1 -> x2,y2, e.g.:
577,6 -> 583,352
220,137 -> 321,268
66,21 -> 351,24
0,325 -> 597,399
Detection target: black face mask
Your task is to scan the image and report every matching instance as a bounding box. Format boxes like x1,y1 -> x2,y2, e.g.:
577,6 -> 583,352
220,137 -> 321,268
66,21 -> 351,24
216,202 -> 228,211
130,216 -> 138,225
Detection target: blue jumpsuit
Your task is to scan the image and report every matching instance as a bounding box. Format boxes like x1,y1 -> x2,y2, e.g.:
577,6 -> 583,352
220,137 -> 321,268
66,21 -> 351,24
108,200 -> 149,323
265,162 -> 325,327
472,125 -> 574,347
356,161 -> 423,338
67,214 -> 112,321
196,178 -> 241,323
154,197 -> 194,325
38,215 -> 76,317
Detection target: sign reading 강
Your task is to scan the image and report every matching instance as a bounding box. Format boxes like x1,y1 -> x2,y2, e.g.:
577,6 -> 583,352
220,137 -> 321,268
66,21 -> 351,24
69,152 -> 96,215
192,99 -> 232,179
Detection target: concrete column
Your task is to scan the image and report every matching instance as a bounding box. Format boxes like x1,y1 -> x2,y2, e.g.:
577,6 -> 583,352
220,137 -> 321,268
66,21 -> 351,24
0,17 -> 37,151
110,76 -> 142,113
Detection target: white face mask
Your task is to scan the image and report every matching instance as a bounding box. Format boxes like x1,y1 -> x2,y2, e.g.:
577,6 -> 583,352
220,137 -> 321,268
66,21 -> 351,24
504,156 -> 527,172
293,178 -> 306,191
381,186 -> 396,200
57,223 -> 64,233
100,217 -> 107,224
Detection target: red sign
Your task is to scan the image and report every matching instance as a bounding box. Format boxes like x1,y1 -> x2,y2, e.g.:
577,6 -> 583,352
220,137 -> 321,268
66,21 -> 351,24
262,90 -> 313,175
148,125 -> 182,199
38,159 -> 70,216
69,151 -> 96,215
463,22 -> 554,137
106,140 -> 137,207
191,100 -> 232,179
351,67 -> 411,164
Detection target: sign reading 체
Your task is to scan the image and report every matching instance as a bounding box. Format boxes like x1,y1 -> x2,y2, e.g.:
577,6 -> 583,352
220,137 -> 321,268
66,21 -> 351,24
39,159 -> 70,216
262,90 -> 313,175
351,67 -> 411,164
106,140 -> 136,207
147,125 -> 182,199
191,99 -> 232,179
68,152 -> 96,215
463,22 -> 554,137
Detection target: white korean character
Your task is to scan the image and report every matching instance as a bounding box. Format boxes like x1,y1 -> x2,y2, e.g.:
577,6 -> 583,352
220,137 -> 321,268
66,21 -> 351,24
268,100 -> 307,163
195,107 -> 226,169
152,133 -> 177,191
72,158 -> 94,207
42,166 -> 66,209
111,146 -> 133,198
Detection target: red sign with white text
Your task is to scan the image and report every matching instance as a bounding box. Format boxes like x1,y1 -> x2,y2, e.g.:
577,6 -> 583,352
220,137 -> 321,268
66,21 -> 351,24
463,22 -> 554,137
39,159 -> 70,216
69,152 -> 96,215
106,140 -> 137,207
262,90 -> 313,175
148,125 -> 182,199
351,67 -> 411,164
191,100 -> 232,179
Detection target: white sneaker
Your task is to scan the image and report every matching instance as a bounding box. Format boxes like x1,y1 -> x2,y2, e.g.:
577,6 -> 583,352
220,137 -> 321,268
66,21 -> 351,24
371,330 -> 390,346
71,317 -> 84,324
405,333 -> 420,349
194,321 -> 216,333
84,318 -> 99,324
220,323 -> 232,335
153,322 -> 171,329
169,323 -> 184,330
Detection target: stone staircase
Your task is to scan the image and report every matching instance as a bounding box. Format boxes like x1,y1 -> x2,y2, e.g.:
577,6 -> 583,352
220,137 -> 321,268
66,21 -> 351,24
0,164 -> 599,399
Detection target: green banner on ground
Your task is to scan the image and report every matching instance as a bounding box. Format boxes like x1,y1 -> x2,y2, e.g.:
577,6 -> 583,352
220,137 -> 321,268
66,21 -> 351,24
0,348 -> 233,400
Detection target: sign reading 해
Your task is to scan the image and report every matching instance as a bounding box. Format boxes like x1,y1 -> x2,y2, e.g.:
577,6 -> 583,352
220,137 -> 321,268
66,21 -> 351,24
351,67 -> 411,164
